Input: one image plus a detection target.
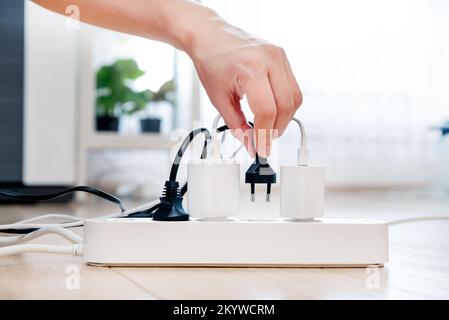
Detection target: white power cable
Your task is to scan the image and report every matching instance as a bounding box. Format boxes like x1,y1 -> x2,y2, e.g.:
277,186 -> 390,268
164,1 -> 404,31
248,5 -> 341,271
292,117 -> 309,166
218,117 -> 309,161
0,199 -> 160,231
0,225 -> 82,246
1,214 -> 85,230
209,114 -> 224,159
0,244 -> 82,257
0,199 -> 160,256
121,199 -> 160,216
292,118 -> 307,148
230,145 -> 244,159
13,214 -> 83,225
0,221 -> 83,230
211,113 -> 250,160
211,113 -> 223,141
388,215 -> 449,225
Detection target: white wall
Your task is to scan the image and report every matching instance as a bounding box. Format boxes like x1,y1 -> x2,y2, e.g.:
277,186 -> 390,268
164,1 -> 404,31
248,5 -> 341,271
202,0 -> 449,188
23,1 -> 78,185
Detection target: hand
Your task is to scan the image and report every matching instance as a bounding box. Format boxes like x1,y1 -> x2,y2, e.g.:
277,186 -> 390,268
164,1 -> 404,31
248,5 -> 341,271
32,0 -> 301,157
187,18 -> 303,157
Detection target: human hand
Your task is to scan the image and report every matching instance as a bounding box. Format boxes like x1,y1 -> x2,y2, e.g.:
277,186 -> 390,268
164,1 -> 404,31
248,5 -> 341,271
185,14 -> 303,157
32,1 -> 302,156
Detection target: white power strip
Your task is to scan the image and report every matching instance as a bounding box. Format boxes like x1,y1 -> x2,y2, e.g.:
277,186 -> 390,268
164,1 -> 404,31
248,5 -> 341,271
83,218 -> 388,267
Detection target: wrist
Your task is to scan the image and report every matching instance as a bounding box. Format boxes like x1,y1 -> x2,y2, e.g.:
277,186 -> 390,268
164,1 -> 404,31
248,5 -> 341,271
163,1 -> 224,59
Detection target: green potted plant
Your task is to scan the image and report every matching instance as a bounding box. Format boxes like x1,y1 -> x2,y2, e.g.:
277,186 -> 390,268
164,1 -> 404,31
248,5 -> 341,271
140,79 -> 176,133
96,59 -> 150,131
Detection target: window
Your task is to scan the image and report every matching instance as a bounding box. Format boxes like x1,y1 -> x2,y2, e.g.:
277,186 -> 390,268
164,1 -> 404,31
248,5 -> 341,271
92,29 -> 177,135
201,0 -> 449,187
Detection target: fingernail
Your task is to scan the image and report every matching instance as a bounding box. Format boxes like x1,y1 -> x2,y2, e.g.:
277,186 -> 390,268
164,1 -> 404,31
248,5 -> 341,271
257,140 -> 271,157
254,129 -> 271,157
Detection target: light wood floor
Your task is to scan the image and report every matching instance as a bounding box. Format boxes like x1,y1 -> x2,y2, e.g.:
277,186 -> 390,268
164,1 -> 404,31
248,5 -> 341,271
1,189 -> 448,299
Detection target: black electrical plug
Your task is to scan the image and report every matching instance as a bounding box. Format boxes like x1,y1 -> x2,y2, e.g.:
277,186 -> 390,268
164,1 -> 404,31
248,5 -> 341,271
245,155 -> 277,202
152,181 -> 189,221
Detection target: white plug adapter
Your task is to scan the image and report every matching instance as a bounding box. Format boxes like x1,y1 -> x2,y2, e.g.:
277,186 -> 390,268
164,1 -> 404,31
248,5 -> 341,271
280,118 -> 325,220
187,159 -> 240,220
187,113 -> 241,220
280,164 -> 325,220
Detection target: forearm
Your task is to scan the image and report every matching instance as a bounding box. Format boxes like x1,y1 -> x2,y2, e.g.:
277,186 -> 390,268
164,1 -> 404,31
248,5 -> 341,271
33,0 -> 303,157
32,0 -> 221,58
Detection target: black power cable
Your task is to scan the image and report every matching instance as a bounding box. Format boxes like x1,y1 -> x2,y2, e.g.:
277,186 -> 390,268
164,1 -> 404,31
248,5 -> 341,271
129,123 -> 254,218
0,186 -> 125,212
152,127 -> 212,221
1,123 -> 249,225
169,127 -> 211,182
128,128 -> 211,219
0,186 -> 125,235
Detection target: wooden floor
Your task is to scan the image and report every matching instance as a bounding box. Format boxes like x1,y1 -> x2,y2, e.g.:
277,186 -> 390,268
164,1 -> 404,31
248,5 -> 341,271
1,189 -> 449,299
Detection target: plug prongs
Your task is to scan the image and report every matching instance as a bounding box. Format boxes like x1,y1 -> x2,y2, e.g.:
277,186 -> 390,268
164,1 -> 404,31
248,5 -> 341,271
266,183 -> 271,202
250,182 -> 255,202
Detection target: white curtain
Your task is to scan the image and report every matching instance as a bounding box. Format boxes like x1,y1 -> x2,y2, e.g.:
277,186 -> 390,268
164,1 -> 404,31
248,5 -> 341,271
201,0 -> 449,187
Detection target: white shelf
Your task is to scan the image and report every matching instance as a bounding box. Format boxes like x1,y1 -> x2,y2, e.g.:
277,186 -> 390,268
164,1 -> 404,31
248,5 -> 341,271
75,26 -> 200,192
85,133 -> 176,150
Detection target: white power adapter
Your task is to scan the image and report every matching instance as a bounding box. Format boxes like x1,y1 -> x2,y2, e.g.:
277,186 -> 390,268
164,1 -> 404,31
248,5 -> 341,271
187,115 -> 240,220
188,159 -> 240,220
280,119 -> 325,220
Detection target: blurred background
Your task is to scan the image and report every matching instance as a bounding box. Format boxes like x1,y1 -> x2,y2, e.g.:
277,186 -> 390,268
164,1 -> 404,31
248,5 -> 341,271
1,0 -> 449,215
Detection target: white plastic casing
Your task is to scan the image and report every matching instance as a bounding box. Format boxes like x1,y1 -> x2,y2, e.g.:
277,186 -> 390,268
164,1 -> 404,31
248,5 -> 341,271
280,165 -> 325,220
83,218 -> 389,267
187,159 -> 240,220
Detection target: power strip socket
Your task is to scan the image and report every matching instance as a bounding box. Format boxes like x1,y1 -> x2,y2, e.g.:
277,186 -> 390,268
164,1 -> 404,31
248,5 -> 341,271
83,218 -> 388,267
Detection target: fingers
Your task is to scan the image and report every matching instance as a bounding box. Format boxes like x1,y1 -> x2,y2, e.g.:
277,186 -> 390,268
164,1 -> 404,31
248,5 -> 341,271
232,127 -> 256,158
215,95 -> 256,157
245,76 -> 277,157
268,53 -> 295,136
268,47 -> 302,136
279,48 -> 303,110
195,41 -> 301,158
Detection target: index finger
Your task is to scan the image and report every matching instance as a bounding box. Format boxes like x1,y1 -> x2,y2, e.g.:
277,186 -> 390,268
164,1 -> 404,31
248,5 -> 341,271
244,76 -> 277,157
